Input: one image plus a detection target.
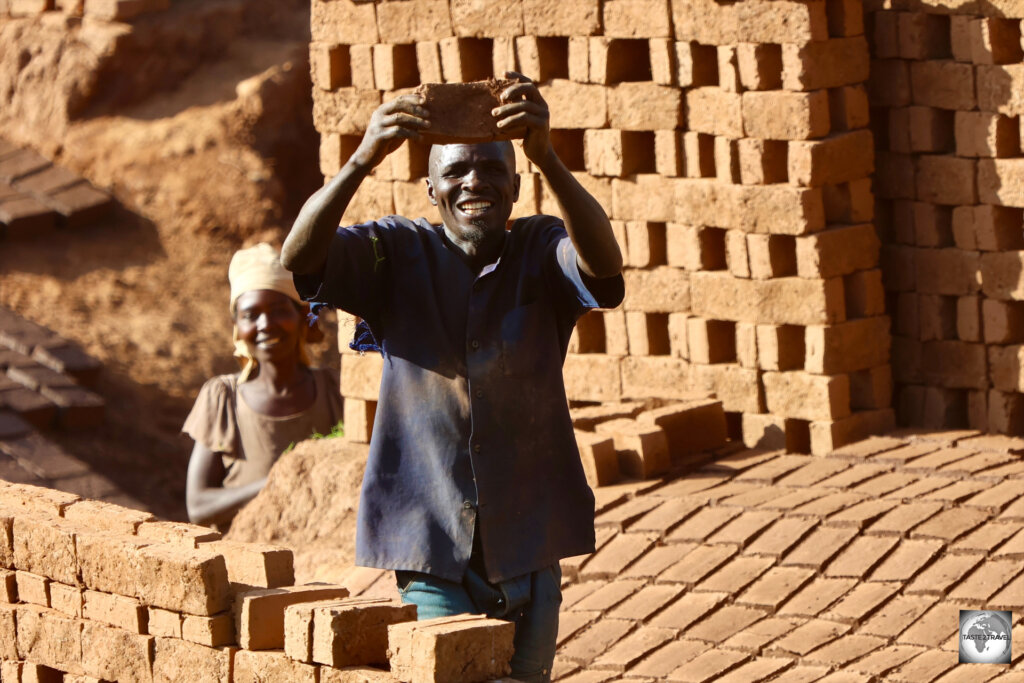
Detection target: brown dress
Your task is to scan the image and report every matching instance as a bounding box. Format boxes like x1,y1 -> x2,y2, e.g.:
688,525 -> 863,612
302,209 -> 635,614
182,367 -> 344,488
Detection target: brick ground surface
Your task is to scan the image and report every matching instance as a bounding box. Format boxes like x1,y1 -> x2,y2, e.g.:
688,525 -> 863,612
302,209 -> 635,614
553,430 -> 1024,679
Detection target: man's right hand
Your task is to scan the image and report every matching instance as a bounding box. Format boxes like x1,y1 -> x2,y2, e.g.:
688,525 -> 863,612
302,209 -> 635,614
350,95 -> 431,171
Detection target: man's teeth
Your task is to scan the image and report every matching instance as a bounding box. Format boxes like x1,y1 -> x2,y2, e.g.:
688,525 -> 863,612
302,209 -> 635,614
460,201 -> 492,214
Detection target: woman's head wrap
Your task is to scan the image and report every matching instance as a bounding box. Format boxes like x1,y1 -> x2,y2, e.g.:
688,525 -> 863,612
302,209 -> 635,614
228,243 -> 310,382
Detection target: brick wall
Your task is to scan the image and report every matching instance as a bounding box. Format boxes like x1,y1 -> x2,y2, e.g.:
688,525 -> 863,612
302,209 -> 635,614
320,0 -> 894,454
868,0 -> 1024,433
0,480 -> 512,681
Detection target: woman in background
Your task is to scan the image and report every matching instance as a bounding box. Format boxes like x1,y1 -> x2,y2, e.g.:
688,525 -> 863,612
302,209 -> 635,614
183,243 -> 343,529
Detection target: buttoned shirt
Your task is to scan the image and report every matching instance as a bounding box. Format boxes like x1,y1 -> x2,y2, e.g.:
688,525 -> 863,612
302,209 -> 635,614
295,214 -> 624,582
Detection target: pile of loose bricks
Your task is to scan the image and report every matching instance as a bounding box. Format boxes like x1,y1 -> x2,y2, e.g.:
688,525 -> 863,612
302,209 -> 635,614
0,0 -> 168,21
868,1 -> 1024,434
0,139 -> 114,243
0,307 -> 104,436
312,0 -> 898,455
0,480 -> 518,682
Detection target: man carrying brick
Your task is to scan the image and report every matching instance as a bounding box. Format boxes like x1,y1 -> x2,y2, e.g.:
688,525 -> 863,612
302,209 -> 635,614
282,72 -> 623,681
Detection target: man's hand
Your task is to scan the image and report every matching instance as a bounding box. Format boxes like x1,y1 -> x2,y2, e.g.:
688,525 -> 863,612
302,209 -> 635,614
493,71 -> 554,167
351,95 -> 431,171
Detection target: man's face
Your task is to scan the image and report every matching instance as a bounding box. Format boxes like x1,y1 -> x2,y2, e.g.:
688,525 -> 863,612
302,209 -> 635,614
234,289 -> 304,364
426,142 -> 520,246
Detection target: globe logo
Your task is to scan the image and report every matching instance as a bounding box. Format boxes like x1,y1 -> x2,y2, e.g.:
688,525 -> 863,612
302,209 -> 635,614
959,610 -> 1012,664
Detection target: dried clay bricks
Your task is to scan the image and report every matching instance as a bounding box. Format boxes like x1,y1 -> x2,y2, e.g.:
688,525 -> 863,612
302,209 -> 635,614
315,0 -> 894,454
871,3 -> 1024,434
0,481 -> 522,681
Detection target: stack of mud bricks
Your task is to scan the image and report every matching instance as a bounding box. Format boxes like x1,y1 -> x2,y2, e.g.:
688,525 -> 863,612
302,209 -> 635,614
571,398 -> 729,486
0,139 -> 114,242
0,0 -> 168,21
0,307 -> 104,434
0,481 -> 515,682
316,0 -> 893,455
869,1 -> 1024,434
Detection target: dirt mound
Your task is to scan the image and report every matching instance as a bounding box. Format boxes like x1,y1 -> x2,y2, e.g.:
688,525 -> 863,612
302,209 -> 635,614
0,5 -> 327,519
225,437 -> 367,584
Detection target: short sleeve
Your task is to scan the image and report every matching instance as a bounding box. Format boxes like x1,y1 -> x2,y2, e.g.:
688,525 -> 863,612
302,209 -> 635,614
553,234 -> 625,311
292,220 -> 394,325
181,376 -> 240,455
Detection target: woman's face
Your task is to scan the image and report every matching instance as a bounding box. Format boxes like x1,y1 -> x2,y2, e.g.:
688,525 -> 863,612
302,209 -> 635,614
234,289 -> 305,365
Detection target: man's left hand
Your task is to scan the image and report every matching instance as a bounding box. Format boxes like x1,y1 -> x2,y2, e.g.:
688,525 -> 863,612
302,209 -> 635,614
492,71 -> 554,167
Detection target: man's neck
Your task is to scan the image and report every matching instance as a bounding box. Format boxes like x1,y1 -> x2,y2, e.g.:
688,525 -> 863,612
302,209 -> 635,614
442,224 -> 506,273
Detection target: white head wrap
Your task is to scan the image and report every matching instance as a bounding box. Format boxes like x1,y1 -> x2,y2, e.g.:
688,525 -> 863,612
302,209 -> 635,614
228,243 -> 309,382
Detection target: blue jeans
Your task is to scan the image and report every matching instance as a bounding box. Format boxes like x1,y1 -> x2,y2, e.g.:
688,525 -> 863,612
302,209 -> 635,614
395,564 -> 562,682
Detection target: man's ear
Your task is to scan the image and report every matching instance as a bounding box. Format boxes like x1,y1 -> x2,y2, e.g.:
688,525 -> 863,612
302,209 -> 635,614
512,173 -> 521,203
425,178 -> 438,206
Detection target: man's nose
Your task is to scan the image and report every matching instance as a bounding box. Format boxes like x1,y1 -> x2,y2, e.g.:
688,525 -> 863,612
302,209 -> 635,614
463,169 -> 486,190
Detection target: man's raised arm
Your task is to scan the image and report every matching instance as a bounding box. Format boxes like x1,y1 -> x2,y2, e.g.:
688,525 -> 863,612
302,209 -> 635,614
282,95 -> 430,274
493,73 -> 623,279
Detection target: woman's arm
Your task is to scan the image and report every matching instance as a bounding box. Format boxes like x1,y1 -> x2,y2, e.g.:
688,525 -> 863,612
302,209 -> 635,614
185,442 -> 266,527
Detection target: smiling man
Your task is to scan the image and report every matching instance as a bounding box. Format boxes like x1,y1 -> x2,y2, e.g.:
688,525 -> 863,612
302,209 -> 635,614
282,72 -> 623,681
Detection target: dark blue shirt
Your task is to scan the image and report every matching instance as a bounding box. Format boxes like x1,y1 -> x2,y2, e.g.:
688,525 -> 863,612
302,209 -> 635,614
295,215 -> 624,582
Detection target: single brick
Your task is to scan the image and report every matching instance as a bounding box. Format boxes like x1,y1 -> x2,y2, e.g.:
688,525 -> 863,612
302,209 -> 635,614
200,539 -> 293,590
132,543 -> 230,615
62,500 -> 153,536
594,418 -> 670,478
151,636 -> 230,683
147,607 -> 182,638
311,597 -> 417,667
575,430 -> 620,488
234,649 -> 319,683
15,570 -> 50,607
386,614 -> 515,682
15,604 -> 83,675
83,590 -> 146,633
182,612 -> 235,647
135,520 -> 220,546
236,583 -> 350,650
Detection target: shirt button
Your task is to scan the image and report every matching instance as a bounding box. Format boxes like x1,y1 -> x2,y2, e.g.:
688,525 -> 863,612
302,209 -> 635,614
473,443 -> 481,453
463,500 -> 473,510
475,389 -> 483,399
470,340 -> 480,349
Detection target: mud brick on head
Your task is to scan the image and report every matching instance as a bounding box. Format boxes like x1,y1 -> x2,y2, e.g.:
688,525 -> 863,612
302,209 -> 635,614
416,79 -> 522,145
388,614 -> 515,683
311,597 -> 417,667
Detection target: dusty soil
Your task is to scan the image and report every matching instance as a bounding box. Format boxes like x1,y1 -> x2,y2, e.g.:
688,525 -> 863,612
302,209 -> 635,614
225,436 -> 367,584
0,7 -> 331,520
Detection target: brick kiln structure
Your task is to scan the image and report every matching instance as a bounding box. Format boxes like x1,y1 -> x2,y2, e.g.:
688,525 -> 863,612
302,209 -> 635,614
310,0 -> 1024,452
